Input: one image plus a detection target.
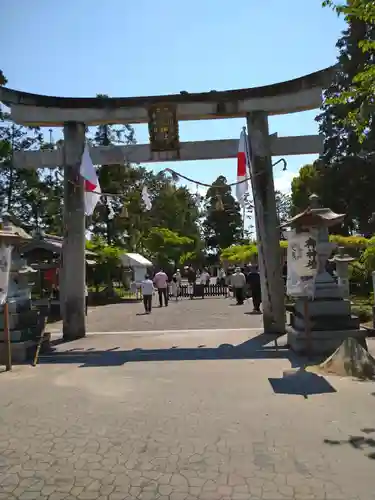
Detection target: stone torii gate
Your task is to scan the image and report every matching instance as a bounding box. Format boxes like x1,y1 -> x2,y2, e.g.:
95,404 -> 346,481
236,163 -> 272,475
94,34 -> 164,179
0,66 -> 334,339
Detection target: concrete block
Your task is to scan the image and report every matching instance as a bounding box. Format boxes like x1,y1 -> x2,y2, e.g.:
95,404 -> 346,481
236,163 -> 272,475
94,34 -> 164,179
292,314 -> 360,332
294,299 -> 351,317
287,327 -> 367,356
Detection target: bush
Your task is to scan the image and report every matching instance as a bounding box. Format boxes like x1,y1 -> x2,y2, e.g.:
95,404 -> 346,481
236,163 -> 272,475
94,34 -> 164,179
329,235 -> 369,249
352,305 -> 372,324
221,243 -> 258,263
361,244 -> 375,273
348,262 -> 369,293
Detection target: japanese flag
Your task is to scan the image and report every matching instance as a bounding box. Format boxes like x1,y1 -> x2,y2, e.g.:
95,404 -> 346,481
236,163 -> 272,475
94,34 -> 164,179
80,144 -> 101,216
236,129 -> 249,207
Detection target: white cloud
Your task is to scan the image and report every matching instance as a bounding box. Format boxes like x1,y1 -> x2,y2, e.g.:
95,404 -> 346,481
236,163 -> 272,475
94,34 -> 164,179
274,169 -> 297,194
183,181 -> 208,199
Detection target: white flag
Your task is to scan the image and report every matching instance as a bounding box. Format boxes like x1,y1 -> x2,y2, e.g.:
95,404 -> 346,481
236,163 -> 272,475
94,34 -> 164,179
0,244 -> 12,305
142,186 -> 152,211
80,143 -> 101,216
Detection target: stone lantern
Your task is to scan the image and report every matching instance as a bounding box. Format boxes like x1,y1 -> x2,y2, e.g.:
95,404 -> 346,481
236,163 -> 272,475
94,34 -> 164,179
329,246 -> 355,299
0,214 -> 45,363
286,194 -> 366,355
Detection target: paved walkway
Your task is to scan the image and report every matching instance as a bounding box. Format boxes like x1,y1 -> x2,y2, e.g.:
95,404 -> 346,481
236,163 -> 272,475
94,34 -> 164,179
48,297 -> 264,333
1,328 -> 375,499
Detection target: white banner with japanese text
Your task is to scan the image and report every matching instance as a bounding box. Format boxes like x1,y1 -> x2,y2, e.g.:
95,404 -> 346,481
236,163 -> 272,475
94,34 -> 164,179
286,230 -> 318,298
0,244 -> 12,305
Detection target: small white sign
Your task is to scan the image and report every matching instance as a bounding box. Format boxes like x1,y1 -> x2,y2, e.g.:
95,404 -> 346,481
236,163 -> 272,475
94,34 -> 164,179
0,244 -> 12,305
286,230 -> 317,298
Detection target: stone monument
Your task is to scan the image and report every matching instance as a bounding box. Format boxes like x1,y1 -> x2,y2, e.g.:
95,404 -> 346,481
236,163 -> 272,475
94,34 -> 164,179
287,195 -> 366,355
0,215 -> 47,363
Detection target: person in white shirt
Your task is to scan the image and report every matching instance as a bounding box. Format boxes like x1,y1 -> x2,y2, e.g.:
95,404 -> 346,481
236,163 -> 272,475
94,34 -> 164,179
172,269 -> 182,300
200,269 -> 210,285
231,267 -> 246,305
153,269 -> 169,307
218,267 -> 226,287
141,274 -> 154,313
199,268 -> 210,298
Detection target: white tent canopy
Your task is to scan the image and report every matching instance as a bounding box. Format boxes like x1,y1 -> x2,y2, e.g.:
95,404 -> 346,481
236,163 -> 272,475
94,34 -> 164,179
121,253 -> 152,268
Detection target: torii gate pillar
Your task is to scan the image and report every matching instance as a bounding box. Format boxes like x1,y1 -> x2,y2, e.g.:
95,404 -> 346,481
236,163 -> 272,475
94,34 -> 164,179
247,112 -> 285,334
61,122 -> 86,340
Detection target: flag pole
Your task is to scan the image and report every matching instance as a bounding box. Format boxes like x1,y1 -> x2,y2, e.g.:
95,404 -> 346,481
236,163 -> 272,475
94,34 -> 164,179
242,205 -> 246,240
1,244 -> 13,371
4,299 -> 11,371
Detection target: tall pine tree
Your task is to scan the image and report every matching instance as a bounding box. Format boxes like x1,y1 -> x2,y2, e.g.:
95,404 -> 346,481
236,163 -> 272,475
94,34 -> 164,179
202,176 -> 243,252
313,11 -> 375,234
323,0 -> 375,138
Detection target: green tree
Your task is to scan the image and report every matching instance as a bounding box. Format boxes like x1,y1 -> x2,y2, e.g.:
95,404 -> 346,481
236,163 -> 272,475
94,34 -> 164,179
202,175 -> 243,251
89,101 -> 137,245
309,5 -> 375,236
86,236 -> 123,293
143,227 -> 194,269
317,8 -> 375,161
290,158 -> 375,235
290,164 -> 321,214
275,190 -> 292,237
0,116 -> 45,223
0,72 -> 63,233
0,70 -> 6,86
89,98 -> 201,250
323,0 -> 375,139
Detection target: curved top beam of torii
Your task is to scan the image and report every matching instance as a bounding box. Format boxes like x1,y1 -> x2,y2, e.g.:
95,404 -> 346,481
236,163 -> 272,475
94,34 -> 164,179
0,66 -> 336,127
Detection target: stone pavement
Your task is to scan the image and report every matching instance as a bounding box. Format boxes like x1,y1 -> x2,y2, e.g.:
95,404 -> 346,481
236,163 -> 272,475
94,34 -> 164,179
1,328 -> 375,499
48,297 -> 264,333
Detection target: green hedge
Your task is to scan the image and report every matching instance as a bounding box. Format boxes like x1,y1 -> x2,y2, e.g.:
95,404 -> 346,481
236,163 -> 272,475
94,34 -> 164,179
221,235 -> 373,263
221,235 -> 375,294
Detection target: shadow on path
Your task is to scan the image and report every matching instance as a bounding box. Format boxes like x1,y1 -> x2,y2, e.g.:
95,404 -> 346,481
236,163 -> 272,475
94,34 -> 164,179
324,428 -> 375,460
40,332 -> 304,369
269,369 -> 336,398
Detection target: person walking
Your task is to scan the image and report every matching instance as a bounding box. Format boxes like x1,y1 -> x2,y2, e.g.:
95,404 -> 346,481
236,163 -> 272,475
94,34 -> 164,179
187,266 -> 196,299
231,267 -> 246,305
199,268 -> 210,298
217,267 -> 226,287
141,274 -> 154,314
247,265 -> 262,313
172,269 -> 182,301
153,269 -> 169,307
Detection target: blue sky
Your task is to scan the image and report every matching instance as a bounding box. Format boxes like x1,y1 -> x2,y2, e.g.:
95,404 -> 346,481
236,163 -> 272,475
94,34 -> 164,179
1,0 -> 345,196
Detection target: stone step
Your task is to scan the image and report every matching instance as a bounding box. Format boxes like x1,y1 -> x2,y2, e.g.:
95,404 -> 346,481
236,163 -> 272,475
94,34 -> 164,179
294,299 -> 351,317
0,333 -> 51,364
291,313 -> 360,332
0,310 -> 39,330
287,327 -> 367,355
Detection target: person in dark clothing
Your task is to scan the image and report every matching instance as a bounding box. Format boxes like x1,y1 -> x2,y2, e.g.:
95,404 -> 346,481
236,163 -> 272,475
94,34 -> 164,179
246,266 -> 262,313
187,266 -> 196,284
282,261 -> 287,291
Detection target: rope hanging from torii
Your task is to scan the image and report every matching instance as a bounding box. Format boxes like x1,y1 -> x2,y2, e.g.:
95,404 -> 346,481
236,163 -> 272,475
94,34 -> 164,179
66,157 -> 287,199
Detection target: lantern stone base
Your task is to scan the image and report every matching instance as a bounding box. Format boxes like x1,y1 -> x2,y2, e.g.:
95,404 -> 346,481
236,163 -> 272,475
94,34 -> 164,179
0,333 -> 51,364
287,326 -> 367,355
287,295 -> 367,355
0,306 -> 50,364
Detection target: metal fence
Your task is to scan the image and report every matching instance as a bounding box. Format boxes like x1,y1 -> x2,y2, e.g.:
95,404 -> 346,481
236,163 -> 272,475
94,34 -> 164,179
169,284 -> 229,298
